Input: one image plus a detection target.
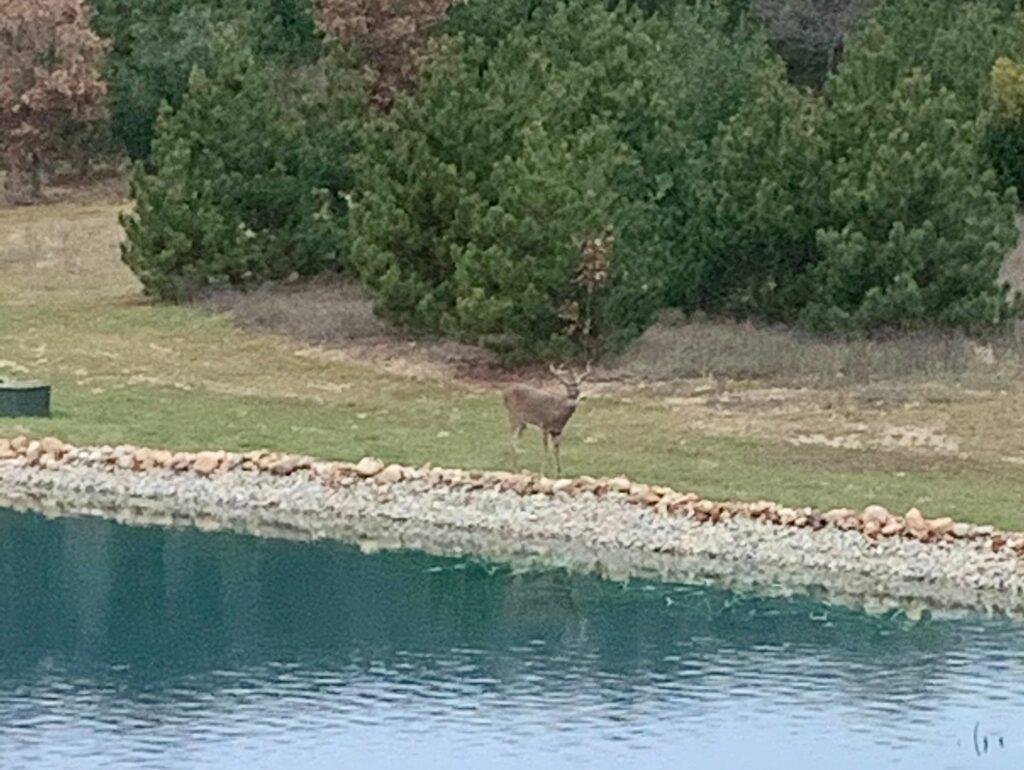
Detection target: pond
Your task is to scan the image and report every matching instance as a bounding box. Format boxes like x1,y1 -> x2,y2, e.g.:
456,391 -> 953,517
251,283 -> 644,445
1,507 -> 1022,769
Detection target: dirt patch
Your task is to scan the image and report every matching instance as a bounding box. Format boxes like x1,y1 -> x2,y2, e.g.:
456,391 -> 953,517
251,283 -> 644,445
196,277 -> 507,385
0,167 -> 127,210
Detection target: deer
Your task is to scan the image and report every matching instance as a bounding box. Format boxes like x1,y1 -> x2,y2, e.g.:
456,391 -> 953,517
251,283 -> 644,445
501,363 -> 591,476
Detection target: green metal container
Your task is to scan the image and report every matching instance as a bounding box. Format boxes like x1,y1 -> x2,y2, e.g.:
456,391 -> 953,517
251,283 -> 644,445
0,381 -> 51,417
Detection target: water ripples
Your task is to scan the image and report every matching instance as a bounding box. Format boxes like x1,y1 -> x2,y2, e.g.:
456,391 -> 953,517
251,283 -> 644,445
2,508 -> 1024,768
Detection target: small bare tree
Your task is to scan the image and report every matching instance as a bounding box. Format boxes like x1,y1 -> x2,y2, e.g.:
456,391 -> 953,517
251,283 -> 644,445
752,0 -> 876,78
559,226 -> 614,363
0,0 -> 109,201
313,0 -> 456,110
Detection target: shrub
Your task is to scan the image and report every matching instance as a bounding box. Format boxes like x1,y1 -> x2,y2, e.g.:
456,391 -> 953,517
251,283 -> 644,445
0,0 -> 109,200
120,36 -> 361,299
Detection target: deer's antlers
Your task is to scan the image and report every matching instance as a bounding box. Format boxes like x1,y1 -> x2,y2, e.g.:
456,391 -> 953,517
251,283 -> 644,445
549,362 -> 593,384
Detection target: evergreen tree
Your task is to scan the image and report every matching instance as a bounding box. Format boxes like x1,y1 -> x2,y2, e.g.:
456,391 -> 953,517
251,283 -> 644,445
90,0 -> 321,159
810,44 -> 1020,330
121,34 -> 360,299
687,76 -> 830,318
691,13 -> 1021,331
351,1 -> 771,358
987,55 -> 1024,195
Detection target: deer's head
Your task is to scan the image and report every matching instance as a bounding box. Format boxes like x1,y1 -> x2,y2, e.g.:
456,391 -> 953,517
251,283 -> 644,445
549,362 -> 591,401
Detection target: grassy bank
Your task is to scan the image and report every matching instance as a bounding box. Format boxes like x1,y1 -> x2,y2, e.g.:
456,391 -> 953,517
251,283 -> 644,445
2,200 -> 1024,528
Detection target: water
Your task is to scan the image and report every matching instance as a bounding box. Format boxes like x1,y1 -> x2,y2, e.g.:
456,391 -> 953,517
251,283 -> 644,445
1,508 -> 1023,769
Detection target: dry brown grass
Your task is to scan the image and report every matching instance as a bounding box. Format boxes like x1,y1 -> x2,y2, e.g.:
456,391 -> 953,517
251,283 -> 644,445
608,310 -> 1024,387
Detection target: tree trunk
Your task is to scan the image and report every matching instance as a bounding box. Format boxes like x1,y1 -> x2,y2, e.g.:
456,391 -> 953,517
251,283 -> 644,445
29,152 -> 42,200
4,153 -> 45,205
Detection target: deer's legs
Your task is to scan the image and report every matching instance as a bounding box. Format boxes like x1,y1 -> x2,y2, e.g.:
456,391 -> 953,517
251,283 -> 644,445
508,421 -> 526,469
540,431 -> 551,474
551,432 -> 562,476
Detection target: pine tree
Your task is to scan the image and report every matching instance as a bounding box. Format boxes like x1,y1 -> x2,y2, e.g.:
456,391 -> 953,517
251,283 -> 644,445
350,1 -> 771,359
689,77 -> 830,319
809,63 -> 1020,330
121,34 -> 361,299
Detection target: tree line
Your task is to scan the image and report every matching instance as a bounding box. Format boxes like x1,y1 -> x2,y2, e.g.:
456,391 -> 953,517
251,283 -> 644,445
5,0 -> 1024,360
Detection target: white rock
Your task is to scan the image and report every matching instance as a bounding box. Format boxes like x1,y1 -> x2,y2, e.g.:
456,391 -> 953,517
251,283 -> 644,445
355,457 -> 384,477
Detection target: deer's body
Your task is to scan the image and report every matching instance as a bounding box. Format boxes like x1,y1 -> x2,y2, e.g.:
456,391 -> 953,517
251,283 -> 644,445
501,365 -> 589,475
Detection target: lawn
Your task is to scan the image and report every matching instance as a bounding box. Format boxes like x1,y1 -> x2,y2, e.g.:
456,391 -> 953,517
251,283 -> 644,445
2,199 -> 1023,528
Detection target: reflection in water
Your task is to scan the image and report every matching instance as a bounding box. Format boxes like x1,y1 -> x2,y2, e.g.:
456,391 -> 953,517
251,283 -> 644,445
1,508 -> 1023,769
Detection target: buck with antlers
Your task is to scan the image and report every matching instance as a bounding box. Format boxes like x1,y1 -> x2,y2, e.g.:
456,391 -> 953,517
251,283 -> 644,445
501,363 -> 591,475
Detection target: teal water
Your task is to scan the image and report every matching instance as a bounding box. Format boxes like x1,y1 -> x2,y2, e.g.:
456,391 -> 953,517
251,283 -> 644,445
1,507 -> 1023,769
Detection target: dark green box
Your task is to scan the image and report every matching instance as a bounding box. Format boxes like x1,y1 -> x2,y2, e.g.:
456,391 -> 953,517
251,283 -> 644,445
0,381 -> 51,417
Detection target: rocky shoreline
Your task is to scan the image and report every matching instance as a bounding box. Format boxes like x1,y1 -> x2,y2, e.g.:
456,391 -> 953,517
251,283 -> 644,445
2,435 -> 1024,618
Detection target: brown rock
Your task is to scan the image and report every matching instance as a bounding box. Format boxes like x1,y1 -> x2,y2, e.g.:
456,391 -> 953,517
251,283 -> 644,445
638,489 -> 663,507
134,448 -> 155,469
822,508 -> 857,524
629,482 -> 651,497
881,521 -> 904,537
657,493 -> 692,514
170,452 -> 194,470
376,464 -> 404,484
928,517 -> 955,535
10,435 -> 29,452
749,501 -> 779,518
221,453 -> 242,471
152,449 -> 173,467
905,508 -> 927,532
552,479 -> 574,494
40,437 -> 65,458
24,441 -> 42,464
861,505 -> 891,524
269,456 -> 302,476
607,476 -> 632,493
356,457 -> 384,478
862,520 -> 882,538
193,451 -> 223,476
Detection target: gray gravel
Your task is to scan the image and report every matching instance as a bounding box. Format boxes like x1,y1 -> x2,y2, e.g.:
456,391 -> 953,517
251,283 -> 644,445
3,461 -> 1024,619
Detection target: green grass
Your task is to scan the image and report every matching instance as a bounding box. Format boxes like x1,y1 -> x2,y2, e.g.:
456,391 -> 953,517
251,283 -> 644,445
2,304 -> 1023,528
2,201 -> 1024,529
